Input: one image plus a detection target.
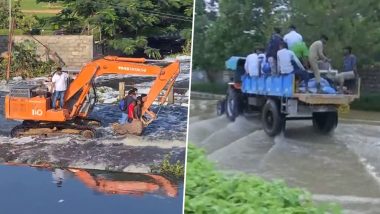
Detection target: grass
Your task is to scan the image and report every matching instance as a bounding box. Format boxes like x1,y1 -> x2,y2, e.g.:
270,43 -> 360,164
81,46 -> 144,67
191,82 -> 228,94
22,12 -> 56,17
185,144 -> 341,214
0,29 -> 24,35
351,93 -> 380,112
15,0 -> 62,10
12,0 -> 62,17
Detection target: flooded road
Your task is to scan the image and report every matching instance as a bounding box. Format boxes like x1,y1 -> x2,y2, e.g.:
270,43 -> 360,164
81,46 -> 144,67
0,165 -> 183,214
189,99 -> 380,214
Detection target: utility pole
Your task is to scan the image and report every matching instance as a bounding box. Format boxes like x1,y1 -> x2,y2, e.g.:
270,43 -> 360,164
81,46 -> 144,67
6,0 -> 12,82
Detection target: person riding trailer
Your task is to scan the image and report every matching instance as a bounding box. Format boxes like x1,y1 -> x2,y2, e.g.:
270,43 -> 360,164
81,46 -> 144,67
277,42 -> 311,92
334,46 -> 358,93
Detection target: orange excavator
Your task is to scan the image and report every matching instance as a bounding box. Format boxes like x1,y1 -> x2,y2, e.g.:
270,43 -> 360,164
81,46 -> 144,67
4,56 -> 180,138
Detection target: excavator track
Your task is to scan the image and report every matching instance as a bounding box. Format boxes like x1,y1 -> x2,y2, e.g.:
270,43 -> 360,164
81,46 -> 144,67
11,121 -> 98,139
72,118 -> 102,127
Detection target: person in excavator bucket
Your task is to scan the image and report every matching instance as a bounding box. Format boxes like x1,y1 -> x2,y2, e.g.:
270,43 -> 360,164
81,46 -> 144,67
113,94 -> 156,136
119,88 -> 138,124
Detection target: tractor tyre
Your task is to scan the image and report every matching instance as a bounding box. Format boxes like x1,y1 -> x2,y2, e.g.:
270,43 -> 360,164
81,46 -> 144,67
261,99 -> 284,136
312,112 -> 338,134
226,87 -> 240,121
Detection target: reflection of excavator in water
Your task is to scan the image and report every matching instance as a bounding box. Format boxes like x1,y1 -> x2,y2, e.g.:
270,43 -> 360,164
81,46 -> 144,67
5,56 -> 180,138
68,169 -> 178,197
4,163 -> 178,197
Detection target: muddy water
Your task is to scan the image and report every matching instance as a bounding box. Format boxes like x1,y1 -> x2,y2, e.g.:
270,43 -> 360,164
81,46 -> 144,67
0,165 -> 183,214
0,90 -> 187,172
189,99 -> 380,214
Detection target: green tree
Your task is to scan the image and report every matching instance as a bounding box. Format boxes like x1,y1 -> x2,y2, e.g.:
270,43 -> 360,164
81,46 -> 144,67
0,0 -> 24,30
289,0 -> 380,68
37,0 -> 193,58
0,40 -> 56,79
193,0 -> 282,81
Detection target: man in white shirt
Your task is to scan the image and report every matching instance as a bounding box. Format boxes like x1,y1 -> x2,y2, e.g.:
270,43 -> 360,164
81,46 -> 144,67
257,48 -> 266,75
283,25 -> 303,49
244,48 -> 266,77
277,42 -> 310,91
51,67 -> 69,110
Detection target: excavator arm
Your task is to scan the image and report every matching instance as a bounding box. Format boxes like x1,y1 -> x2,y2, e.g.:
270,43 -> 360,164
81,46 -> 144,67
64,56 -> 180,120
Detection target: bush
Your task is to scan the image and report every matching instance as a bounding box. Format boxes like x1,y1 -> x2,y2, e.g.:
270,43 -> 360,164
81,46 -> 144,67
185,144 -> 341,214
150,154 -> 185,179
158,154 -> 184,179
351,93 -> 380,112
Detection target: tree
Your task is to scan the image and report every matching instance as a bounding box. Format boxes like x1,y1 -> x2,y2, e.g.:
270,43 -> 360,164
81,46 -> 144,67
37,0 -> 193,58
193,0 -> 283,81
289,0 -> 380,68
0,40 -> 57,79
193,0 -> 380,81
0,0 -> 24,30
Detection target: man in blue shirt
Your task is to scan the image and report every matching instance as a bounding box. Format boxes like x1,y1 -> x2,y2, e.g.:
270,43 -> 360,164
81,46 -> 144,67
343,46 -> 357,74
266,27 -> 283,75
335,46 -> 358,92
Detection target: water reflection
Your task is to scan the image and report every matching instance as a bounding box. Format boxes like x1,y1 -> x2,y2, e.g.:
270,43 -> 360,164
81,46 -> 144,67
0,164 -> 183,214
66,168 -> 178,197
11,164 -> 179,197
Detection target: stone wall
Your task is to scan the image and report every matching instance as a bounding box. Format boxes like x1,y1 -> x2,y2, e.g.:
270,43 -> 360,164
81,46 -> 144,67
0,35 -> 94,67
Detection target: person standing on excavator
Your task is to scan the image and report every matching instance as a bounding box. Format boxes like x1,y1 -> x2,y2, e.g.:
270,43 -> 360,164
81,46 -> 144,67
51,67 -> 69,110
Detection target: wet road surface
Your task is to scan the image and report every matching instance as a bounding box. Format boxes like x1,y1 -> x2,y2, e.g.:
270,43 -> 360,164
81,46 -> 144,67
189,99 -> 380,214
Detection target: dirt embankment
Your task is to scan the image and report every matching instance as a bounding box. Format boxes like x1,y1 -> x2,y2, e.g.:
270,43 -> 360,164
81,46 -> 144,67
0,138 -> 186,173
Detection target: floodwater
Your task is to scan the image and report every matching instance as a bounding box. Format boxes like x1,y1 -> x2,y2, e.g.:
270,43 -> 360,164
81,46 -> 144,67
189,99 -> 380,214
0,91 -> 188,142
0,165 -> 183,214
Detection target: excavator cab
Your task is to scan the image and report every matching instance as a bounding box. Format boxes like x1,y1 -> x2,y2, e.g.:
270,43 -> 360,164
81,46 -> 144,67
6,83 -> 69,121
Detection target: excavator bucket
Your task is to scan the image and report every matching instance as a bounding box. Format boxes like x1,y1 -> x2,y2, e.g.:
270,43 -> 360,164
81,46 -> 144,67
112,120 -> 144,136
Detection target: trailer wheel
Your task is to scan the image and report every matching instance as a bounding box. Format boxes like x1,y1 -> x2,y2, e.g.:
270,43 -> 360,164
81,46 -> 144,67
217,99 -> 226,116
262,99 -> 284,136
226,88 -> 239,121
312,112 -> 338,134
